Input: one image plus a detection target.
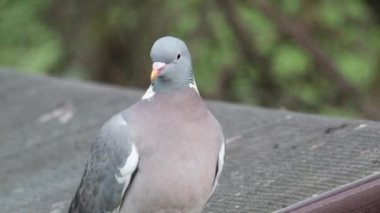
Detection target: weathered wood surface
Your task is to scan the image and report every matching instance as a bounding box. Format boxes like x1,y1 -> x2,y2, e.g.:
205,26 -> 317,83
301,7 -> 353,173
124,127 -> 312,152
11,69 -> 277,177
0,70 -> 380,213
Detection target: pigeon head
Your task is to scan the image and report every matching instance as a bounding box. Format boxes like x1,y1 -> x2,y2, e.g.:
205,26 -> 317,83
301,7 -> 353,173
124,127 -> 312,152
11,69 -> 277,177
150,36 -> 194,91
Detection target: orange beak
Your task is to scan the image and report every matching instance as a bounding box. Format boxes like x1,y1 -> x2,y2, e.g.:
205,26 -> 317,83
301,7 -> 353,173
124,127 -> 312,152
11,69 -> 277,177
150,69 -> 160,82
150,62 -> 166,82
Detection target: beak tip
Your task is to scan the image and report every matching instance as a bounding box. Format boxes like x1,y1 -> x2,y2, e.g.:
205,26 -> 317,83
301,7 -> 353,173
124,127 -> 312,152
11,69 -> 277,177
150,69 -> 160,82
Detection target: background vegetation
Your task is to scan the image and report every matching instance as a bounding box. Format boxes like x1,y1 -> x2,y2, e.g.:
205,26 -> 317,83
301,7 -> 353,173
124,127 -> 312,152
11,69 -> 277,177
1,0 -> 380,120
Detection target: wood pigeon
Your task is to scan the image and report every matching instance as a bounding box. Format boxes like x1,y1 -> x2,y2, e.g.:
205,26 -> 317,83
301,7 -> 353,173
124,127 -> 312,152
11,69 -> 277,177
69,36 -> 225,213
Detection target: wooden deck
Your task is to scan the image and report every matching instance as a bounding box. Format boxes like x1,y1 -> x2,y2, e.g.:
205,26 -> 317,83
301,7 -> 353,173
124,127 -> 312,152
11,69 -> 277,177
1,70 -> 380,212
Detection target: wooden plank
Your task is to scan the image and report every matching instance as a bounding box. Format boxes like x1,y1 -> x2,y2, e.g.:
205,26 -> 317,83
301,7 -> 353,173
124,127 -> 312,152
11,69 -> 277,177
275,172 -> 380,212
1,70 -> 380,212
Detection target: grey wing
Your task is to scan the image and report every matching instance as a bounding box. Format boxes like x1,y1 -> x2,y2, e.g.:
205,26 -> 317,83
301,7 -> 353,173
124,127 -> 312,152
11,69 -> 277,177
209,116 -> 226,197
212,137 -> 225,193
69,114 -> 139,213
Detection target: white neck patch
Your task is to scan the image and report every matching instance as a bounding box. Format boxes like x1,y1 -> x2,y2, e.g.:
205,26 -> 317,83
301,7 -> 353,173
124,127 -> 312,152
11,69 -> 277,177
189,80 -> 199,94
141,81 -> 199,100
141,85 -> 155,100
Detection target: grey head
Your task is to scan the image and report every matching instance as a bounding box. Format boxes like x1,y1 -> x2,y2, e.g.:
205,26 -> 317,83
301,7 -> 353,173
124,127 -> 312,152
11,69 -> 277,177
149,36 -> 194,92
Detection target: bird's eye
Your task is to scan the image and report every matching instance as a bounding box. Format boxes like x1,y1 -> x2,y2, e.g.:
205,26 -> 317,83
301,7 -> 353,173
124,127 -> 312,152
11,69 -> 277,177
177,54 -> 181,60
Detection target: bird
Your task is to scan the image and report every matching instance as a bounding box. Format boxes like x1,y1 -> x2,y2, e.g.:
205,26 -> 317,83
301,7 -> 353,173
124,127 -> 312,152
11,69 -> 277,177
68,36 -> 225,213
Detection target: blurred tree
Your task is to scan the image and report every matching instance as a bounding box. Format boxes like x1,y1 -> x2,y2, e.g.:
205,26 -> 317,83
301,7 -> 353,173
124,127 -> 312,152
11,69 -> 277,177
0,0 -> 379,120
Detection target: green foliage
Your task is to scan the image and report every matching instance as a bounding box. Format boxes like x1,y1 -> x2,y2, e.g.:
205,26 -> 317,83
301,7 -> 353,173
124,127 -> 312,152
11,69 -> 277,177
240,5 -> 278,54
278,1 -> 301,14
0,0 -> 61,72
195,9 -> 238,95
336,52 -> 374,89
1,0 -> 380,119
272,44 -> 309,78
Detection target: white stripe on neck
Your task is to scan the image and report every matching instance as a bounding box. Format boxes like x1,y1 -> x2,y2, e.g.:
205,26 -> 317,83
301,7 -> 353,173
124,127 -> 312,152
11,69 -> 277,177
189,81 -> 199,93
141,85 -> 155,100
141,81 -> 199,100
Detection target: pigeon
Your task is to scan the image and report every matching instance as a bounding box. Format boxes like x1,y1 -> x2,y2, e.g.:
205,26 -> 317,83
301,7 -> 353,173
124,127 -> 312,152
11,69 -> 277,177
69,36 -> 225,213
